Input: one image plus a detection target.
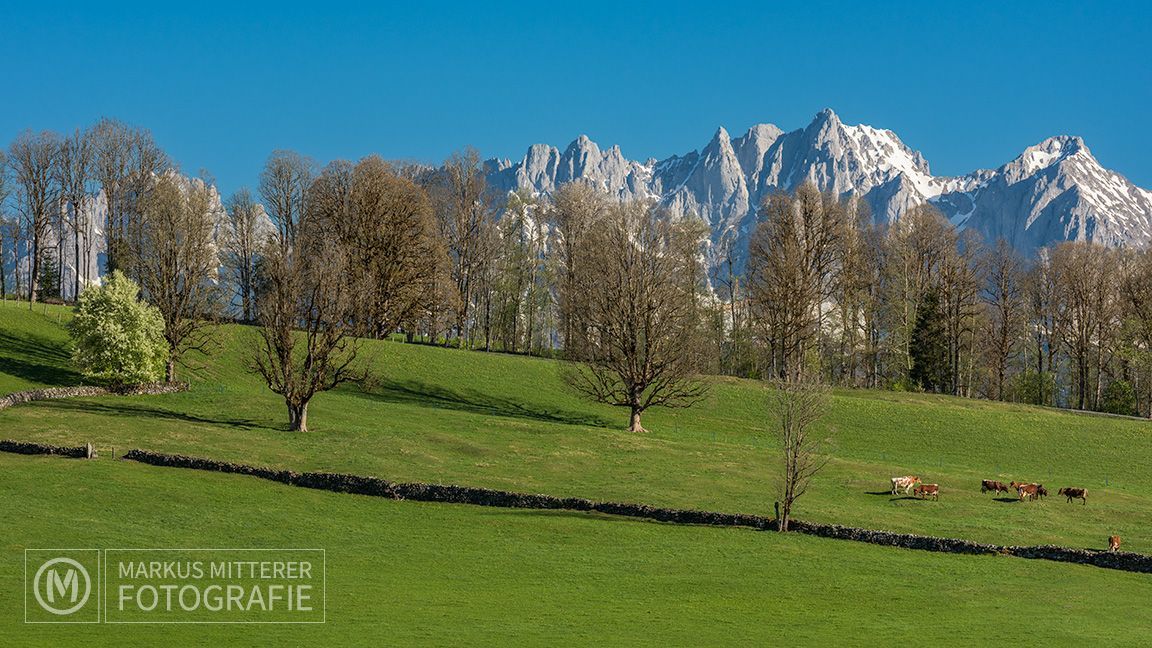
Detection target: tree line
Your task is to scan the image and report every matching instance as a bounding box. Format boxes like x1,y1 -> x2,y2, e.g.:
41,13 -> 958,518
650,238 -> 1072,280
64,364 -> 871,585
732,184 -> 1152,418
5,119 -> 1151,430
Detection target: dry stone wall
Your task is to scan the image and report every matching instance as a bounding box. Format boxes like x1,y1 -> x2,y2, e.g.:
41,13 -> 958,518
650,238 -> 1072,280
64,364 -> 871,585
117,449 -> 1152,575
0,382 -> 187,411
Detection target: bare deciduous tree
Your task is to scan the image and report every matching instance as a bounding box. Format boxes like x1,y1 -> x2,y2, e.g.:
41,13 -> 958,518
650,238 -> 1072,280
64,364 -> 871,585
937,230 -> 984,396
550,181 -> 604,349
57,127 -> 95,299
92,118 -> 168,275
259,150 -> 314,249
1050,241 -> 1118,410
770,380 -> 829,532
747,183 -> 845,382
1024,252 -> 1060,405
320,155 -> 448,338
132,173 -> 223,381
1119,248 -> 1152,417
0,150 -> 9,298
426,148 -> 495,346
253,168 -> 362,432
9,130 -> 61,308
561,199 -> 708,432
981,240 -> 1026,399
224,187 -> 264,322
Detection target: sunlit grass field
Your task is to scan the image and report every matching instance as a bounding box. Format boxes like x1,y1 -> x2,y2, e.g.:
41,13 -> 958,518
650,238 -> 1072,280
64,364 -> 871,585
2,302 -> 1147,551
2,453 -> 1149,646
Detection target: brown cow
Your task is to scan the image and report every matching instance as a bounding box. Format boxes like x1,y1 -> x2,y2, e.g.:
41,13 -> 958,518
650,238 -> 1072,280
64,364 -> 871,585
914,483 -> 939,500
1109,535 -> 1122,552
981,480 -> 1009,494
1035,485 -> 1048,499
1015,483 -> 1039,501
1058,487 -> 1087,505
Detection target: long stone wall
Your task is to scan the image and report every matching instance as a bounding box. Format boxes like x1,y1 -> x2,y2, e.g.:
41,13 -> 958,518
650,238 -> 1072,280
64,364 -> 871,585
0,382 -> 188,411
0,440 -> 91,458
117,449 -> 1152,575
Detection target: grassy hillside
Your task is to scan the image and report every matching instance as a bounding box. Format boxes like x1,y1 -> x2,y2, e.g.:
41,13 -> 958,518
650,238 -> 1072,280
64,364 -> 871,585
0,302 -> 78,394
2,304 -> 1151,552
2,453 -> 1149,645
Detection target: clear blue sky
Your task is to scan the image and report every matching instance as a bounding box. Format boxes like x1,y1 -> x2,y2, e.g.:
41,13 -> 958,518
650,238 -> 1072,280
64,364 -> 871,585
2,1 -> 1149,197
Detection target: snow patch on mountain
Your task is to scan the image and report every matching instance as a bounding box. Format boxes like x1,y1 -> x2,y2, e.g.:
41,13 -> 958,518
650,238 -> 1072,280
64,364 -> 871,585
486,109 -> 1152,270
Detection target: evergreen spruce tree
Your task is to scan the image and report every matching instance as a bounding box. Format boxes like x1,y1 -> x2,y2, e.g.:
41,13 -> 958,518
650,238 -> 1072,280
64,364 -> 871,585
910,286 -> 948,392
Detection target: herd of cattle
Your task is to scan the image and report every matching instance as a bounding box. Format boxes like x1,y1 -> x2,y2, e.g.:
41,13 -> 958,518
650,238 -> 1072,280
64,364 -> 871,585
888,475 -> 1090,504
888,476 -> 1122,551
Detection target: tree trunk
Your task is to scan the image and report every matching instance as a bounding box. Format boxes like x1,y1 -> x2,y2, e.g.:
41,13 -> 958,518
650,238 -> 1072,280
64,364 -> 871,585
29,241 -> 40,309
73,226 -> 81,302
165,358 -> 176,383
288,401 -> 309,432
628,406 -> 646,433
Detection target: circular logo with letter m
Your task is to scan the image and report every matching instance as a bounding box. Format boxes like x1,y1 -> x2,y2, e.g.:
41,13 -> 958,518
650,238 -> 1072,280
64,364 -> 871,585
25,550 -> 101,623
34,558 -> 91,615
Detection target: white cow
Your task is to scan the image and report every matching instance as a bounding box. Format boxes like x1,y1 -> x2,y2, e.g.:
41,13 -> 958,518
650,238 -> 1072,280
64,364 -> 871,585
890,475 -> 921,495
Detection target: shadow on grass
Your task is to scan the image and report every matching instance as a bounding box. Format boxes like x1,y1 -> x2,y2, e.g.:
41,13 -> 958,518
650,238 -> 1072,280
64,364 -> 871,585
865,491 -> 894,496
993,497 -> 1021,503
349,378 -> 610,428
0,330 -> 82,387
496,509 -> 644,524
39,399 -> 266,430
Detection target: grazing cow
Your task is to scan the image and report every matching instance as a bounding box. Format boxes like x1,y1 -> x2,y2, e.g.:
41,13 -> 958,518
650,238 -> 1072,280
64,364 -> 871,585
914,483 -> 939,500
981,480 -> 1009,494
1035,485 -> 1048,500
1058,487 -> 1088,505
1016,483 -> 1039,501
890,475 -> 921,495
1109,535 -> 1122,552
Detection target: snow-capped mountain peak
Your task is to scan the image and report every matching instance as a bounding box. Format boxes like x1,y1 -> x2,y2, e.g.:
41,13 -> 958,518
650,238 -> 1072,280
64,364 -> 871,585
485,110 -> 1152,271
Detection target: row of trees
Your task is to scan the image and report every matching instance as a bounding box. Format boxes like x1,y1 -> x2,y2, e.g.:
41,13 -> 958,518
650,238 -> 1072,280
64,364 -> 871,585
246,154 -> 710,432
731,185 -> 1152,417
13,117 -> 1151,428
0,121 -> 169,306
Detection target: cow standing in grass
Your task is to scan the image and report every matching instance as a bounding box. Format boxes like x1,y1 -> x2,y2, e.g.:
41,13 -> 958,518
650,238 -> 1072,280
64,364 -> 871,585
914,483 -> 939,500
1109,535 -> 1122,552
981,480 -> 1009,495
1013,482 -> 1039,501
891,475 -> 920,495
1058,487 -> 1088,505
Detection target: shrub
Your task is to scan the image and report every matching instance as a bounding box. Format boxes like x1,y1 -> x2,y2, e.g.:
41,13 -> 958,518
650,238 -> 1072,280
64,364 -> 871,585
1006,370 -> 1057,406
67,271 -> 168,386
1099,380 -> 1139,417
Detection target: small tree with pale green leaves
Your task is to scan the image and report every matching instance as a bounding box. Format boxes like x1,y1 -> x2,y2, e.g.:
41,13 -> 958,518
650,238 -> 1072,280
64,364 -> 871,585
68,271 -> 168,386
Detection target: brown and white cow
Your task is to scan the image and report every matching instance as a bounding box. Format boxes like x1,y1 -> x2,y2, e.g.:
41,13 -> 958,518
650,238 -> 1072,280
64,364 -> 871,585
981,480 -> 1009,494
1058,487 -> 1087,505
914,483 -> 939,500
1015,483 -> 1039,501
1109,535 -> 1122,552
891,475 -> 921,495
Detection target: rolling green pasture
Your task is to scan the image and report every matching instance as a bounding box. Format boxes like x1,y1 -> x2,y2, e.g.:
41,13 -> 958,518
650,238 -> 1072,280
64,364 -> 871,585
1,303 -> 1148,551
2,454 -> 1150,645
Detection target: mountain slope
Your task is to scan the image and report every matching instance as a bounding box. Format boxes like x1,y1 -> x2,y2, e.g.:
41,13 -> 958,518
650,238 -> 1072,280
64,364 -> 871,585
486,109 -> 1152,270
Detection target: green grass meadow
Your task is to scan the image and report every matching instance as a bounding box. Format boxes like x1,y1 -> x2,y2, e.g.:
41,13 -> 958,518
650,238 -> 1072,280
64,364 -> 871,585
2,301 -> 1152,643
